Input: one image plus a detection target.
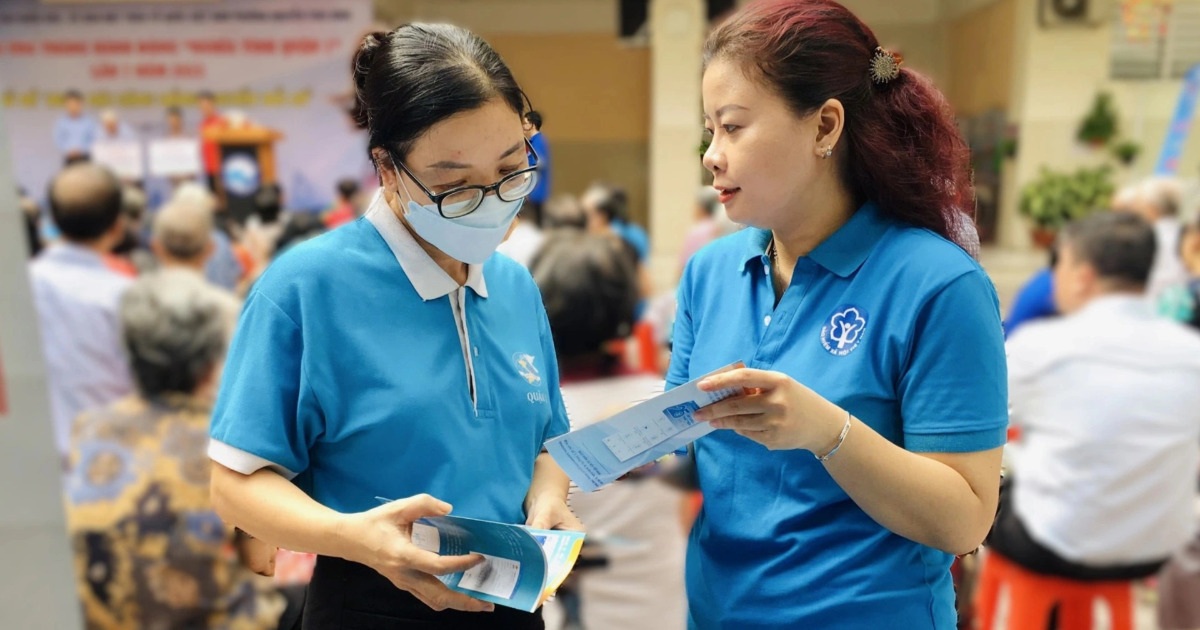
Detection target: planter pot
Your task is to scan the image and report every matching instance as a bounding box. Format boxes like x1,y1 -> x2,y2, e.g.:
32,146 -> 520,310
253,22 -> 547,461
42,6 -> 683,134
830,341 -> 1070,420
1030,227 -> 1058,249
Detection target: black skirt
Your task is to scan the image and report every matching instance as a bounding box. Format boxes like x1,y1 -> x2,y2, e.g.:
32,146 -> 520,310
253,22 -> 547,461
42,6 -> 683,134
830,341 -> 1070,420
302,555 -> 545,630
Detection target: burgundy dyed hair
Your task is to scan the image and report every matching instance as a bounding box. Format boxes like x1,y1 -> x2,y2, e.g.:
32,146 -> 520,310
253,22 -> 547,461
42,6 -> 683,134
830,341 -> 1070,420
704,0 -> 974,245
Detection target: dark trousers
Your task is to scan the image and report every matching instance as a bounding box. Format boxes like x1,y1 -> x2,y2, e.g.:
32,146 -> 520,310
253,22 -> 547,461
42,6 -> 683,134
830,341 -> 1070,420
989,480 -> 1166,582
302,555 -> 545,630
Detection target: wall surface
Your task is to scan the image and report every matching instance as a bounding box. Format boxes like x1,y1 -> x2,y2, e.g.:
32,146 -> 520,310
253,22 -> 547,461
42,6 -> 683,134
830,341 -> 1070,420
372,0 -> 653,226
0,103 -> 82,630
486,32 -> 651,226
1003,0 -> 1200,247
947,0 -> 1016,117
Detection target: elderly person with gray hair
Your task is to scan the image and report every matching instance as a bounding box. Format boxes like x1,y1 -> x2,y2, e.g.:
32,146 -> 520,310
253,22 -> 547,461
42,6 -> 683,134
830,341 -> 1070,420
63,272 -> 301,630
151,198 -> 242,340
171,182 -> 246,293
1113,176 -> 1188,301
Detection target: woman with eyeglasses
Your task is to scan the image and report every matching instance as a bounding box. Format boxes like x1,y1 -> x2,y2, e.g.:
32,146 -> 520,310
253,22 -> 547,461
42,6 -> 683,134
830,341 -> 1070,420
208,24 -> 580,630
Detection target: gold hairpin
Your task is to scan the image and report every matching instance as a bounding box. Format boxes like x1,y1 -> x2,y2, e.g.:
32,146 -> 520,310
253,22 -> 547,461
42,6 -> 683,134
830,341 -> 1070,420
869,47 -> 903,85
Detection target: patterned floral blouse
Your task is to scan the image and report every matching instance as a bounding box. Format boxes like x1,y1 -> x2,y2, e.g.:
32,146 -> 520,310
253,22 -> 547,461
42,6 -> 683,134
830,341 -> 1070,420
64,395 -> 284,630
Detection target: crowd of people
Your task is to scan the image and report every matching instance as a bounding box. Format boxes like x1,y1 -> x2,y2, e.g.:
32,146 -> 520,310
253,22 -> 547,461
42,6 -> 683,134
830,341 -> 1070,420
11,0 -> 1200,629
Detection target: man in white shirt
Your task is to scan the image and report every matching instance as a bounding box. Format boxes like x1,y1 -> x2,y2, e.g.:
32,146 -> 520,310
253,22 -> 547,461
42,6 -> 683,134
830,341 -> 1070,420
996,211 -> 1200,581
29,163 -> 134,456
495,207 -> 544,268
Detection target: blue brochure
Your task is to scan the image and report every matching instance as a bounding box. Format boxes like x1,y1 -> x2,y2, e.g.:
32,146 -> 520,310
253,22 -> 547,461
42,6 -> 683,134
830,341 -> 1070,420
373,504 -> 586,613
545,362 -> 745,492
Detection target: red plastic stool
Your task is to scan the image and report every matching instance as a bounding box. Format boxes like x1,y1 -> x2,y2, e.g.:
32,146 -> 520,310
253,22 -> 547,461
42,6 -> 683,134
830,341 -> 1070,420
975,550 -> 1134,630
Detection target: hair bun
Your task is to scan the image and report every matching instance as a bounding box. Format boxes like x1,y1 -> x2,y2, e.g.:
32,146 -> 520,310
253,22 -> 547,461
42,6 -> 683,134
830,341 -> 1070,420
351,31 -> 389,128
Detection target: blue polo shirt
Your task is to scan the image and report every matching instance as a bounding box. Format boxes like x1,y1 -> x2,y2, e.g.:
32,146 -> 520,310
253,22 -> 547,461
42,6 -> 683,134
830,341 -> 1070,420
669,203 -> 1007,629
209,196 -> 569,522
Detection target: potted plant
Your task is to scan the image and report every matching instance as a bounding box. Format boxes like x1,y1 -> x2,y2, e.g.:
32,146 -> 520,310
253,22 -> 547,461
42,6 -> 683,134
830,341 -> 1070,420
1077,92 -> 1118,148
1111,139 -> 1141,166
1019,165 -> 1115,248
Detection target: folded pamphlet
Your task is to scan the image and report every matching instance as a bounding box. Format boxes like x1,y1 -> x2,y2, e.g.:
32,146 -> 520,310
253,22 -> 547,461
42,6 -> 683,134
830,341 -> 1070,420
545,362 -> 744,492
373,502 -> 586,612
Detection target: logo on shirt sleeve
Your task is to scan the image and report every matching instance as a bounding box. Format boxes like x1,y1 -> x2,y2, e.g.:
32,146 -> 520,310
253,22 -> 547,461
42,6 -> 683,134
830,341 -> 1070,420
513,353 -> 542,385
820,305 -> 868,356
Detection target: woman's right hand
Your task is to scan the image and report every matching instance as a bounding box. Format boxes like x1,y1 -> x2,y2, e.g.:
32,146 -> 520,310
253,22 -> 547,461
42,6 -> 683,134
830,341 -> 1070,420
339,493 -> 495,613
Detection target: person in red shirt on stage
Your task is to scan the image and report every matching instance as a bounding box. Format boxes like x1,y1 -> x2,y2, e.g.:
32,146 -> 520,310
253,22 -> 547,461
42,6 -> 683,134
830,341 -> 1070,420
198,91 -> 226,193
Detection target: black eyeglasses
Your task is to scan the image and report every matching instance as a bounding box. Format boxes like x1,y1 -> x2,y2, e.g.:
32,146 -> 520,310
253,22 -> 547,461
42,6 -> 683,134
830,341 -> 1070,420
394,138 -> 540,219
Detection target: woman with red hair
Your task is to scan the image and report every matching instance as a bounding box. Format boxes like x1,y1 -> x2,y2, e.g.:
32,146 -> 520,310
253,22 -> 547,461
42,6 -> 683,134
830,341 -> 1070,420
671,1 -> 1005,627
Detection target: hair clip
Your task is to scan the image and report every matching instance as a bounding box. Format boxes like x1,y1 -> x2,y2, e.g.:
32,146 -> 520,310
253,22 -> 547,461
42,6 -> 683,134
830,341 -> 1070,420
869,47 -> 903,85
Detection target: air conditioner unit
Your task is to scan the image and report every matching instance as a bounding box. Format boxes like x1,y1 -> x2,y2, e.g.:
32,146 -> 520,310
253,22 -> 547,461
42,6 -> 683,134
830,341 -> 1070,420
1039,0 -> 1113,27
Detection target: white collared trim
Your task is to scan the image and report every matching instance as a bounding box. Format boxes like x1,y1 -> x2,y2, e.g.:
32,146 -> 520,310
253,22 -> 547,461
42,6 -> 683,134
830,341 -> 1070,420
449,287 -> 478,412
364,189 -> 488,300
207,438 -> 298,480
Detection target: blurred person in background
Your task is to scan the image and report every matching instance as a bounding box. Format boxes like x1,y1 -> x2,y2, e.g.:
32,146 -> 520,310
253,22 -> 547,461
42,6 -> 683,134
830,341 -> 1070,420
197,90 -> 227,193
583,181 -> 649,263
151,198 -> 242,338
18,186 -> 42,257
532,232 -> 688,630
1158,201 -> 1200,328
496,112 -> 551,267
242,183 -> 289,259
322,178 -> 361,229
1154,199 -> 1200,630
582,182 -> 652,315
144,106 -> 195,210
674,2 -> 1006,626
98,109 -> 137,142
679,187 -> 723,272
523,110 -> 551,224
1114,176 -> 1188,301
541,194 -> 587,232
164,105 -> 187,138
54,89 -> 96,165
987,212 -> 1200,629
29,163 -> 134,458
208,24 -> 578,628
108,185 -> 153,276
497,197 -> 546,268
64,272 -> 298,630
172,182 -> 243,293
1003,247 -> 1057,338
273,213 -> 329,258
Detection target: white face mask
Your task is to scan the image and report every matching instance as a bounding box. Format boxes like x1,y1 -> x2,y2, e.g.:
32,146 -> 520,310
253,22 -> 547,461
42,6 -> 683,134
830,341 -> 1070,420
396,172 -> 523,265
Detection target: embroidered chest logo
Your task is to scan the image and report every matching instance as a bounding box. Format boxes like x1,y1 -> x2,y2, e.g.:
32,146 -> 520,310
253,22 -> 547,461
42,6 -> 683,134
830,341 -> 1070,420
514,353 -> 542,385
820,306 -> 868,356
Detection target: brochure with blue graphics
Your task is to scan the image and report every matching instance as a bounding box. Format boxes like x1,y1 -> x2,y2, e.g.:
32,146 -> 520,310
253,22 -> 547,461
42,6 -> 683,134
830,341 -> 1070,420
545,362 -> 745,492
372,504 -> 586,612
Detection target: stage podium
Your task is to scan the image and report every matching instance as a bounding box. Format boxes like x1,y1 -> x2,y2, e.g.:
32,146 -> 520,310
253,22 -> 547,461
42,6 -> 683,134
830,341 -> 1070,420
202,126 -> 284,225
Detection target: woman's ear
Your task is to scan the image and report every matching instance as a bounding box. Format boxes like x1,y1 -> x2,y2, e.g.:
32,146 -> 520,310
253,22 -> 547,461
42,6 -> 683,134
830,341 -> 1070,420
373,148 -> 397,189
814,98 -> 845,158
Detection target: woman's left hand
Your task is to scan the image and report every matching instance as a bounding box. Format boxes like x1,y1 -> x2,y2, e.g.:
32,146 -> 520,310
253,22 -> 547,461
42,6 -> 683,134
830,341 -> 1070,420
693,368 -> 846,453
525,494 -> 584,532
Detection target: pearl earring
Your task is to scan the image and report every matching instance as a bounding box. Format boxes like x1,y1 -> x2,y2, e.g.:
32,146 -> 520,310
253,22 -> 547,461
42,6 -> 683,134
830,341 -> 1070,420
822,146 -> 833,159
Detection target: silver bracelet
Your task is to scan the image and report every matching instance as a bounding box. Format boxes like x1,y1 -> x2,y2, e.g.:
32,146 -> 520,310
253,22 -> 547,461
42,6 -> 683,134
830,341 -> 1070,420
815,411 -> 852,463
